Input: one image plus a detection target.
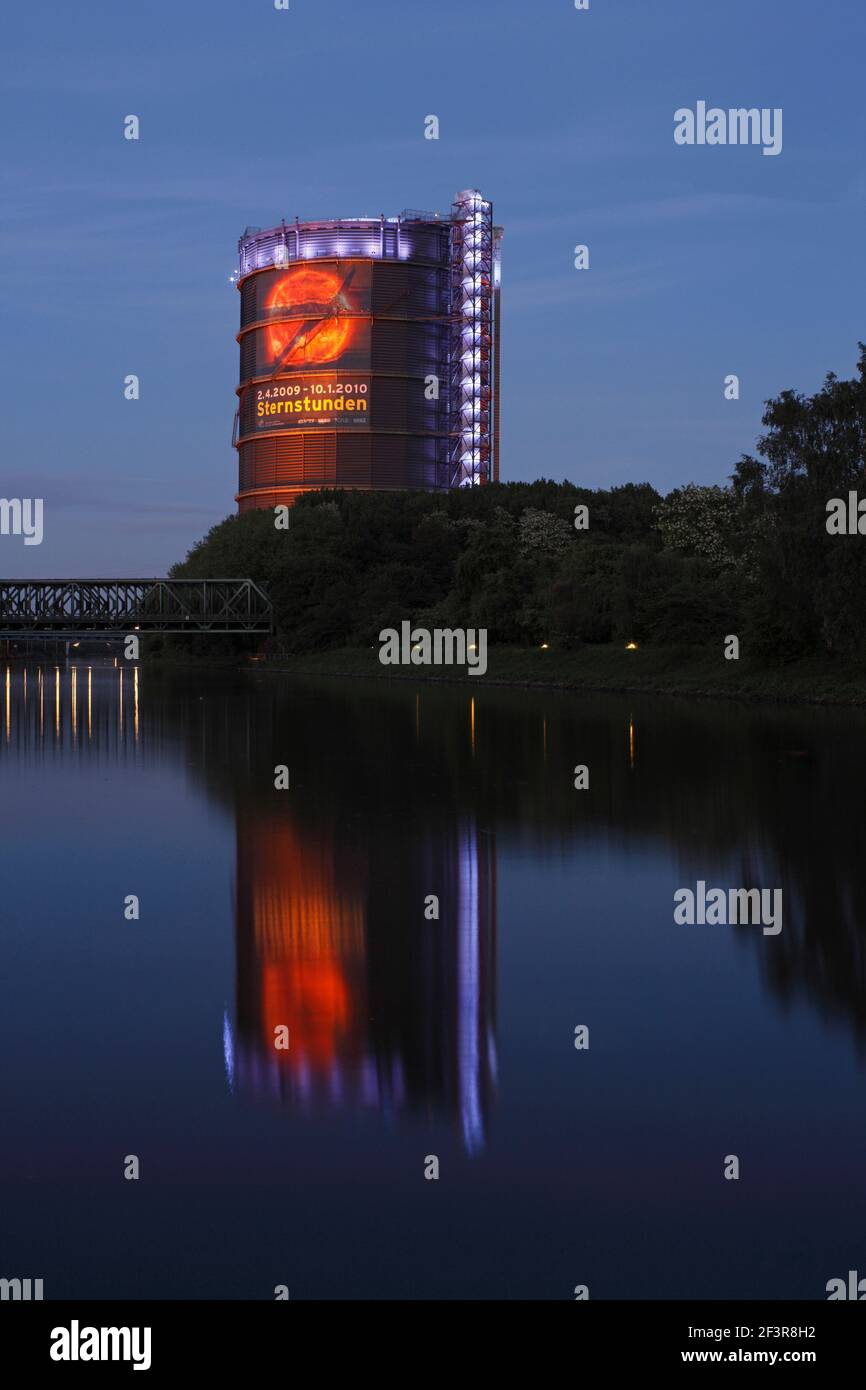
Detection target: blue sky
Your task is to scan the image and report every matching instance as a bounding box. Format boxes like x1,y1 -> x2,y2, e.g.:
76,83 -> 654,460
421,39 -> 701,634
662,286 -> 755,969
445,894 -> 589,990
1,0 -> 863,575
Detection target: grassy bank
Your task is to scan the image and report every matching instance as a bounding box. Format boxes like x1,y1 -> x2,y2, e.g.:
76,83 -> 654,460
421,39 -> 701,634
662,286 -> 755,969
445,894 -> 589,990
253,643 -> 866,705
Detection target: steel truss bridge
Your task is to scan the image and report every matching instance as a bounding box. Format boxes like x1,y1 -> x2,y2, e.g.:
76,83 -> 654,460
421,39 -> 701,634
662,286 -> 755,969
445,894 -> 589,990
0,579 -> 273,638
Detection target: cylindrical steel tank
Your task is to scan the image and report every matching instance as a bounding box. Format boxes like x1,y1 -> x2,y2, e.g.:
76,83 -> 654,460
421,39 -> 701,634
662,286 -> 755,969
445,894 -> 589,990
235,215 -> 454,511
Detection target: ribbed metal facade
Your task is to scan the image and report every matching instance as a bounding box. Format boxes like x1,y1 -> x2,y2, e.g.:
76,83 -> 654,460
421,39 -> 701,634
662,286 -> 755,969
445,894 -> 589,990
234,196 -> 501,513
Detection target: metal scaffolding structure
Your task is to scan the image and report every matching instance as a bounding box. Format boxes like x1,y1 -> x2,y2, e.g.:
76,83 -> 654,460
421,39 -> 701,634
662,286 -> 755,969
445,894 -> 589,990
448,189 -> 495,488
0,579 -> 273,636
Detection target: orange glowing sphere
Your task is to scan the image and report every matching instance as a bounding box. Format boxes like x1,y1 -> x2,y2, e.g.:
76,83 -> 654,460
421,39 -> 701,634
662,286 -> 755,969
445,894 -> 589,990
265,266 -> 355,367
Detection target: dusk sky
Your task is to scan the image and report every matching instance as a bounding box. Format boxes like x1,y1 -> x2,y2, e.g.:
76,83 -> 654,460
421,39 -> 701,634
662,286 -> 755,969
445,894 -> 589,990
2,0 -> 863,575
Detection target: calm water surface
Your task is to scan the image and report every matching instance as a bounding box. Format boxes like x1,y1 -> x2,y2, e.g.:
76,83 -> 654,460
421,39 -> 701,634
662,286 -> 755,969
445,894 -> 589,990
1,661 -> 865,1299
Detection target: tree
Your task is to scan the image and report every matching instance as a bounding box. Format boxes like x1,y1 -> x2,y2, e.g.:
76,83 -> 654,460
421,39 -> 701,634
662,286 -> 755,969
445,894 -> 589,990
731,345 -> 866,656
654,484 -> 740,568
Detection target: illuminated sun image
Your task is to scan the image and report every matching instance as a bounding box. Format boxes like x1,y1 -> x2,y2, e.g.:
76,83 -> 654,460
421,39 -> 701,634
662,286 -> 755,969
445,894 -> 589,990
264,266 -> 356,367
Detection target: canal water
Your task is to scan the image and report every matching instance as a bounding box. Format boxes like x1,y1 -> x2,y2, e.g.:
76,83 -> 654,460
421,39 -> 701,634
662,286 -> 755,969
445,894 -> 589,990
1,661 -> 865,1300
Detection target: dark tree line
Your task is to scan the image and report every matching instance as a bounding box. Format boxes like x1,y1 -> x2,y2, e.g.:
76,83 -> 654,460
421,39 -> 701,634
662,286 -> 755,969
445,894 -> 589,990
170,346 -> 866,661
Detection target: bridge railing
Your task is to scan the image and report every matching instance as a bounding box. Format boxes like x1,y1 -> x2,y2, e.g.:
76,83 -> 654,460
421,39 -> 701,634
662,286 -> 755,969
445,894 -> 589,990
0,579 -> 273,635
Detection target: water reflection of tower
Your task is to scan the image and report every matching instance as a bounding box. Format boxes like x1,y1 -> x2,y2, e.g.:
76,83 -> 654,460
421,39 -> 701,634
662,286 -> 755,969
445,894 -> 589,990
231,810 -> 497,1152
366,817 -> 497,1153
233,819 -> 369,1100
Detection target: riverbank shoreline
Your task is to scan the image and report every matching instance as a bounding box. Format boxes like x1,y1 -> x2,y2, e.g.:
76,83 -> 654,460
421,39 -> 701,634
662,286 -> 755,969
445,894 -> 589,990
237,643 -> 866,707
